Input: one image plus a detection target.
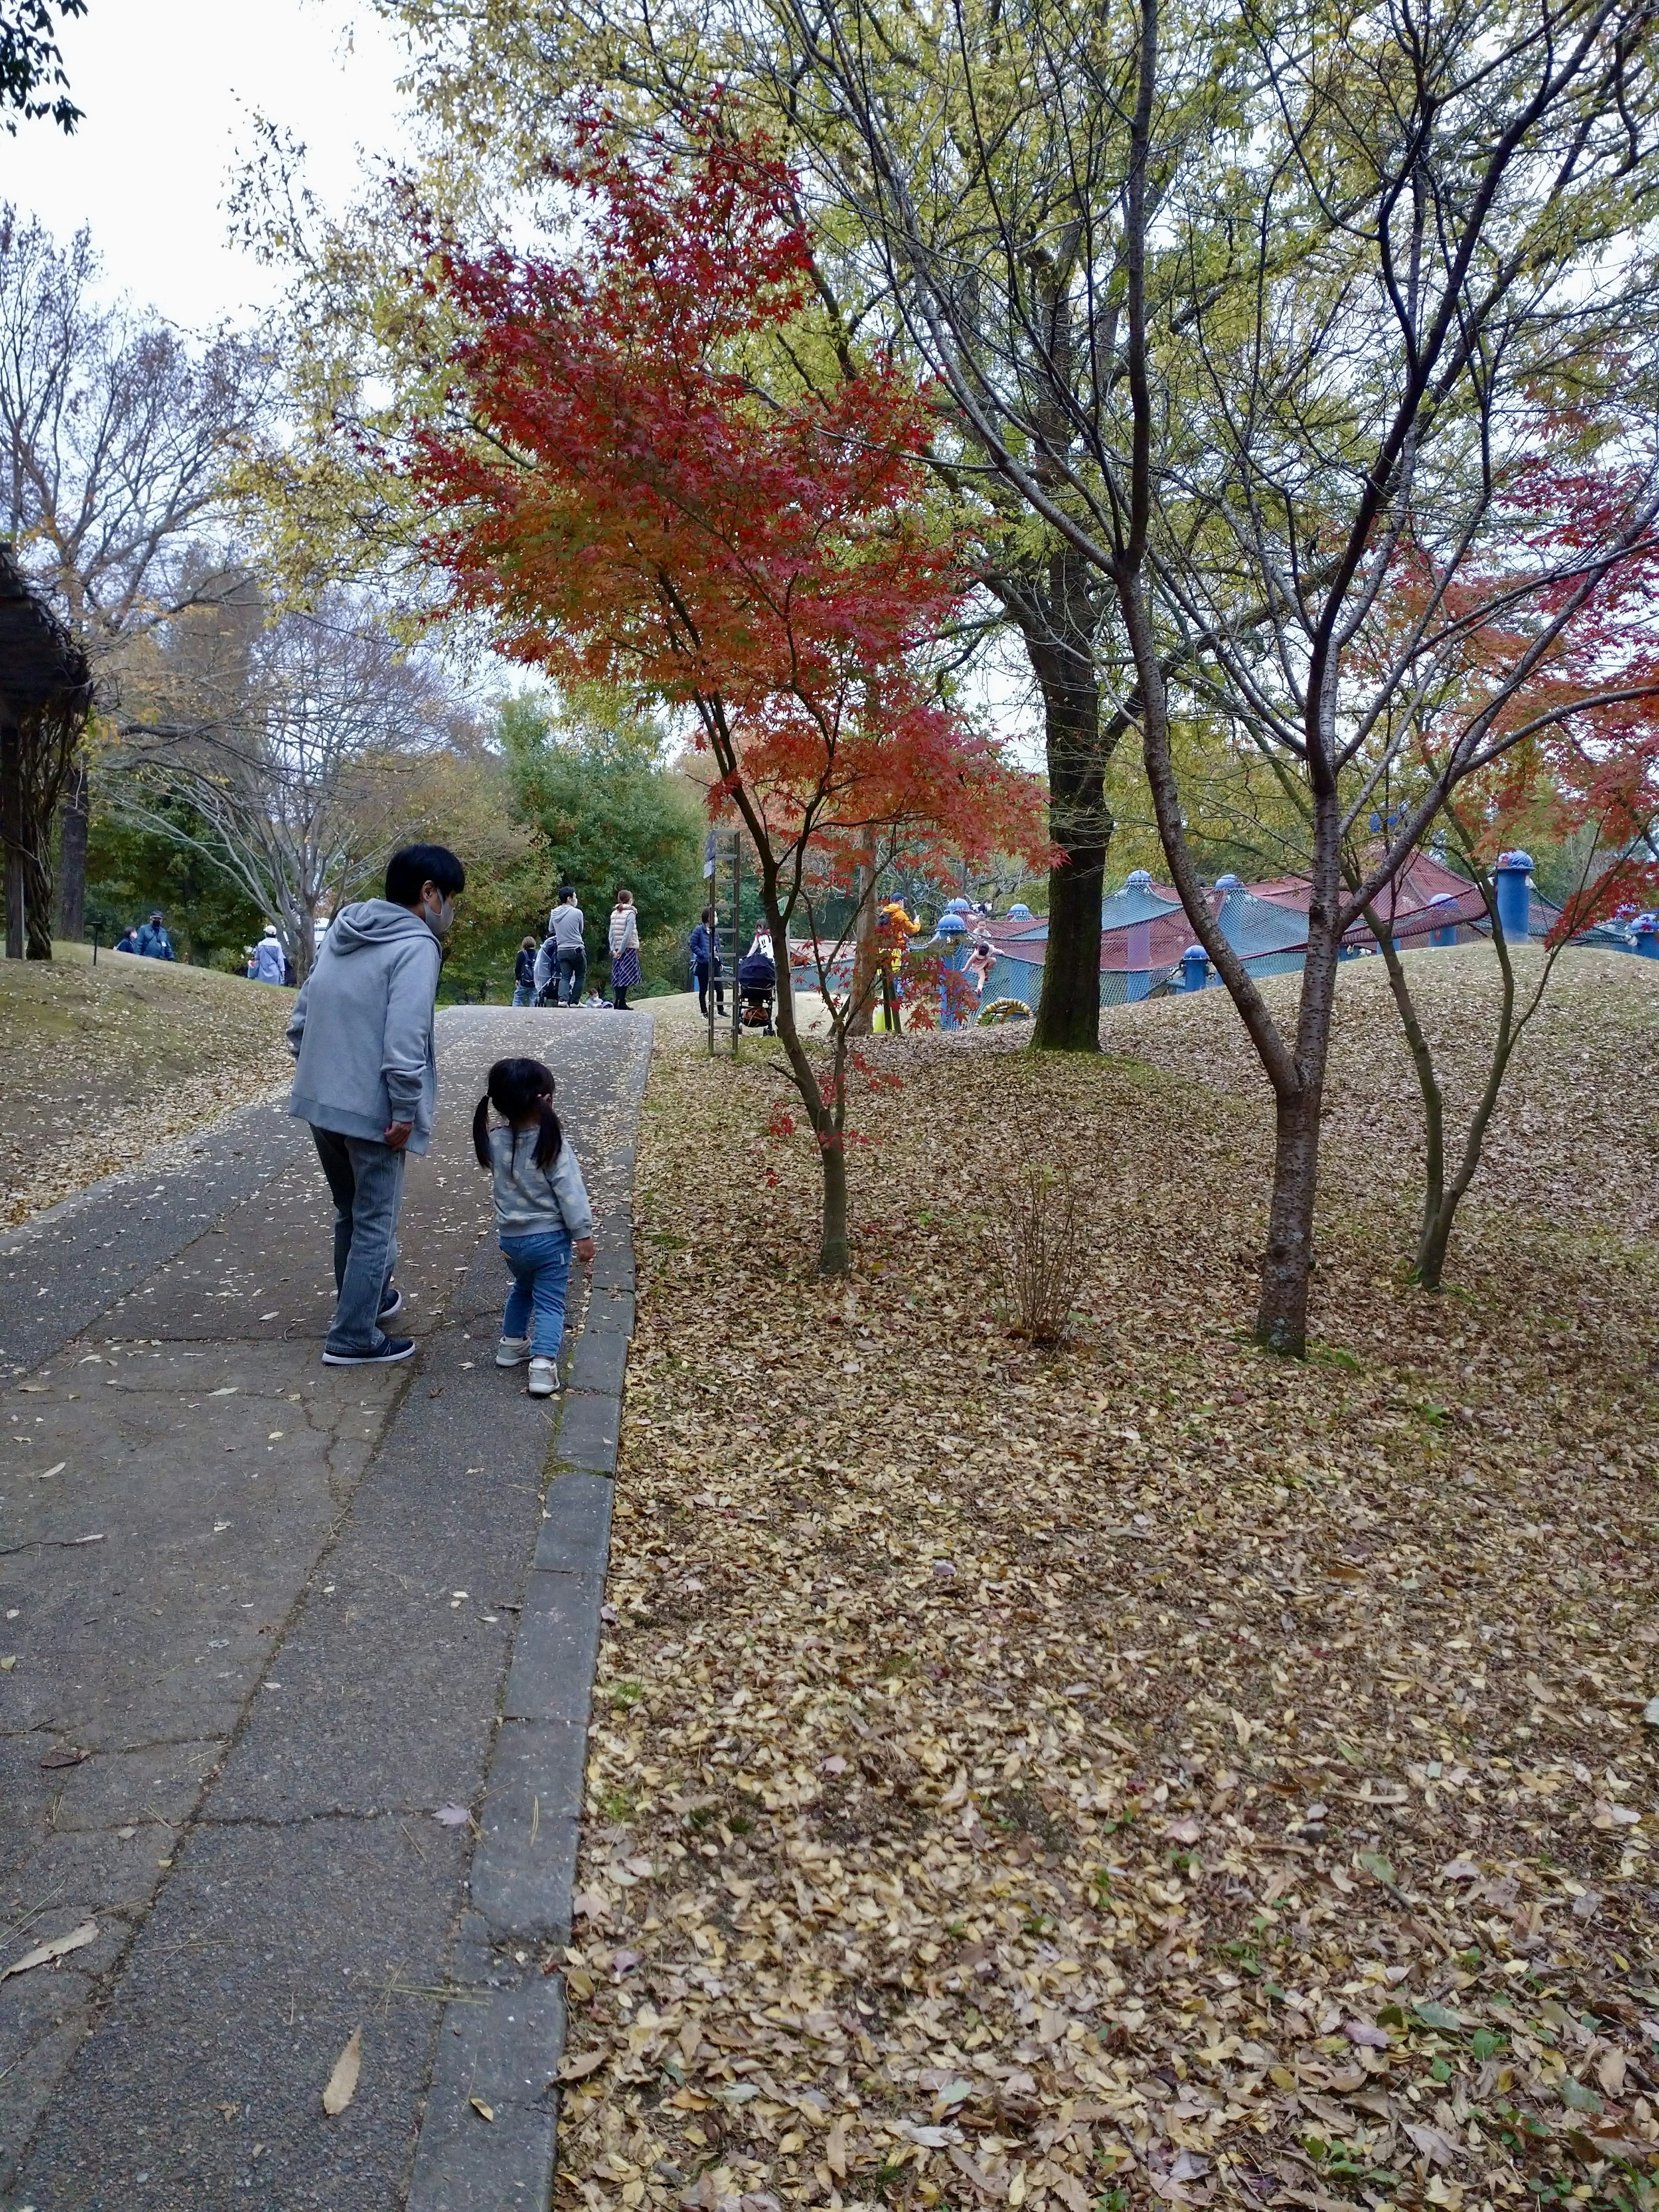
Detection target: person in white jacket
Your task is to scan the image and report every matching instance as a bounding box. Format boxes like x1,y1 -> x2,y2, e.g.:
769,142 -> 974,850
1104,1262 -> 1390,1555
607,887 -> 642,1009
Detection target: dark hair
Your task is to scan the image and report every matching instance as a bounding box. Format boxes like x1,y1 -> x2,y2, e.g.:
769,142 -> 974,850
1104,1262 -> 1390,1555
386,843 -> 467,905
474,1057 -> 562,1173
558,884 -> 575,903
521,934 -> 537,950
702,905 -> 716,924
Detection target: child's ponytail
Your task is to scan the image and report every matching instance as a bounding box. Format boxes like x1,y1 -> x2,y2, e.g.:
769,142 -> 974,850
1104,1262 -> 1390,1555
478,1057 -> 563,1173
534,1094 -> 562,1171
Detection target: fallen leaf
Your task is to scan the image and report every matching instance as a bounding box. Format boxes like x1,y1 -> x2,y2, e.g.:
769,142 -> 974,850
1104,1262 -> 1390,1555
0,1921 -> 99,1980
322,2025 -> 362,2115
470,2096 -> 495,2121
39,1744 -> 90,1770
1405,2123 -> 1458,2166
559,2048 -> 609,2082
432,1804 -> 470,1827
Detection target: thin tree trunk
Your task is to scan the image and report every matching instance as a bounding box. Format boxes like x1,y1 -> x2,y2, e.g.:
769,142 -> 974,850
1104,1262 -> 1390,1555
762,869 -> 851,1274
847,828 -> 878,1039
1256,1082 -> 1323,1353
57,756 -> 88,940
1419,924 -> 1525,1287
1251,819 -> 1342,1352
1026,589 -> 1108,1053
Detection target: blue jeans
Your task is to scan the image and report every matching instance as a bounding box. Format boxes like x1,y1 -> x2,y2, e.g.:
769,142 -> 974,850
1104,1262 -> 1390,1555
500,1230 -> 572,1359
512,982 -> 534,1006
310,1125 -> 404,1354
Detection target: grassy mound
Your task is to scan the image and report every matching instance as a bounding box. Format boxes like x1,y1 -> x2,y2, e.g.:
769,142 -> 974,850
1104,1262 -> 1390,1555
553,944 -> 1659,2212
0,944 -> 295,1225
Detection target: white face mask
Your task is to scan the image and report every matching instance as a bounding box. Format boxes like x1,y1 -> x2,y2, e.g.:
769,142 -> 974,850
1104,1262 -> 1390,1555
422,890 -> 456,938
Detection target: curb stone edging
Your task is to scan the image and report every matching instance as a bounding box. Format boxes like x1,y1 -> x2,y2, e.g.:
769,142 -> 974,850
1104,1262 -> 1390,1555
407,1027 -> 653,2211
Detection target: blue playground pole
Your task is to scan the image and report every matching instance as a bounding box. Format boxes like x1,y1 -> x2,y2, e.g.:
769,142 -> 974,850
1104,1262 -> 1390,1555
933,910 -> 969,1025
1494,851 -> 1534,944
1182,945 -> 1209,992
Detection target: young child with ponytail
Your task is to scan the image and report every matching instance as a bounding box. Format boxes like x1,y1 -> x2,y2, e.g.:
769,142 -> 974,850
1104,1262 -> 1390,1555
473,1057 -> 596,1396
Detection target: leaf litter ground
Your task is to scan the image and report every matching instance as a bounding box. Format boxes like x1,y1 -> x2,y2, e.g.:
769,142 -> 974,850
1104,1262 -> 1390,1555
551,945 -> 1658,2212
0,945 -> 294,1225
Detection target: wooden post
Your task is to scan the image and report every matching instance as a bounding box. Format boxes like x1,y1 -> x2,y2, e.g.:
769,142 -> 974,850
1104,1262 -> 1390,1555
57,756 -> 88,940
1,714 -> 24,960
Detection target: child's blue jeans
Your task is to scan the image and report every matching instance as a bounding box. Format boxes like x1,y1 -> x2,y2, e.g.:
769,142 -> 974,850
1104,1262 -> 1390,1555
499,1230 -> 573,1359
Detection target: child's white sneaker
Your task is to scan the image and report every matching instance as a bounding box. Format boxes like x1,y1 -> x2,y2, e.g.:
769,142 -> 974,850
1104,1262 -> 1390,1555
496,1335 -> 530,1367
526,1357 -> 561,1398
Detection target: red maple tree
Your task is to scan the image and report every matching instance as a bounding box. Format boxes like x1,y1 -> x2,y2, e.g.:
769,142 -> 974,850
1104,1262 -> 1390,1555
404,126 -> 1044,1271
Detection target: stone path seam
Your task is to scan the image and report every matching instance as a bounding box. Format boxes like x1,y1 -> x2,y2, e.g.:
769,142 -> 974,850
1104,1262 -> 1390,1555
406,1030 -> 652,2212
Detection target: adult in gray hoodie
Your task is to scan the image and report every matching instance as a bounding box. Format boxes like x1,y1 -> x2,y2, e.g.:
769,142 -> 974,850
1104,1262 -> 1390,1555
287,843 -> 466,1364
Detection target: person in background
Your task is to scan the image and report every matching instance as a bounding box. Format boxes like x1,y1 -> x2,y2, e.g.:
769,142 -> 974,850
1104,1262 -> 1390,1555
548,884 -> 587,1005
608,887 -> 641,1009
512,935 -> 537,1006
690,906 -> 725,1017
964,938 -> 995,999
134,911 -> 175,960
114,925 -> 140,955
243,945 -> 257,978
287,841 -> 465,1366
474,1055 -> 595,1398
251,926 -> 287,985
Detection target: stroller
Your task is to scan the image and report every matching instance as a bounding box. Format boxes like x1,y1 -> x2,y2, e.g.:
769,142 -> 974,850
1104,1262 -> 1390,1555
737,947 -> 776,1036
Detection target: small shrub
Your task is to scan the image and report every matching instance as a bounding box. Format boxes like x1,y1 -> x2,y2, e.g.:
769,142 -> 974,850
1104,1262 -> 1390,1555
987,1143 -> 1090,1344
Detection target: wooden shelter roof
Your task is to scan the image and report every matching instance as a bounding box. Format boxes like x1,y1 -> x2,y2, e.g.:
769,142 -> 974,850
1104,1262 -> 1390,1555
0,545 -> 92,727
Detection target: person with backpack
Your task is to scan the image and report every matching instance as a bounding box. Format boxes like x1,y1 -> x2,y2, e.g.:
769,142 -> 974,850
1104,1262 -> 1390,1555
512,936 -> 537,1006
543,885 -> 587,1005
287,842 -> 465,1366
134,911 -> 175,960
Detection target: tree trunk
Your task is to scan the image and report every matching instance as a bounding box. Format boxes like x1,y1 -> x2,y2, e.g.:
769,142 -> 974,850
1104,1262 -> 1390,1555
57,756 -> 88,940
1255,1082 -> 1323,1354
1026,576 -> 1109,1052
1,716 -> 22,959
847,827 -> 878,1038
1252,864 -> 1341,1353
760,868 -> 852,1275
817,1116 -> 852,1274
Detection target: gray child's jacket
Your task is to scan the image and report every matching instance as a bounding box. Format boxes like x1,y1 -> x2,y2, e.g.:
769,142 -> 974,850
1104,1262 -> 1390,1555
488,1125 -> 595,1240
287,900 -> 443,1153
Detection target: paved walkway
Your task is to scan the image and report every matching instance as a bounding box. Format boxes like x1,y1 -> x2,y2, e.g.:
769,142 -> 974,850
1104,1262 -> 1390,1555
0,1008 -> 648,2210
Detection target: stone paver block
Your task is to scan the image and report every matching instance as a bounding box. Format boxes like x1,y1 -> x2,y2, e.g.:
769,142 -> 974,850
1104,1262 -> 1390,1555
567,1322 -> 629,1398
405,1975 -> 566,2212
552,1390 -> 620,1475
502,1572 -> 604,1725
587,1238 -> 636,1296
533,1473 -> 614,1577
585,1287 -> 635,1340
467,1719 -> 587,1939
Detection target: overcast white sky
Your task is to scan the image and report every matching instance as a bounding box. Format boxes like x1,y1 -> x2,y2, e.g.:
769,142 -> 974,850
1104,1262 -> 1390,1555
0,0 -> 412,328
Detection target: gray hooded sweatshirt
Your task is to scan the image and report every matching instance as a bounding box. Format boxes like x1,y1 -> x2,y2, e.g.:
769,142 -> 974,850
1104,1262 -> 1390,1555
286,900 -> 443,1153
